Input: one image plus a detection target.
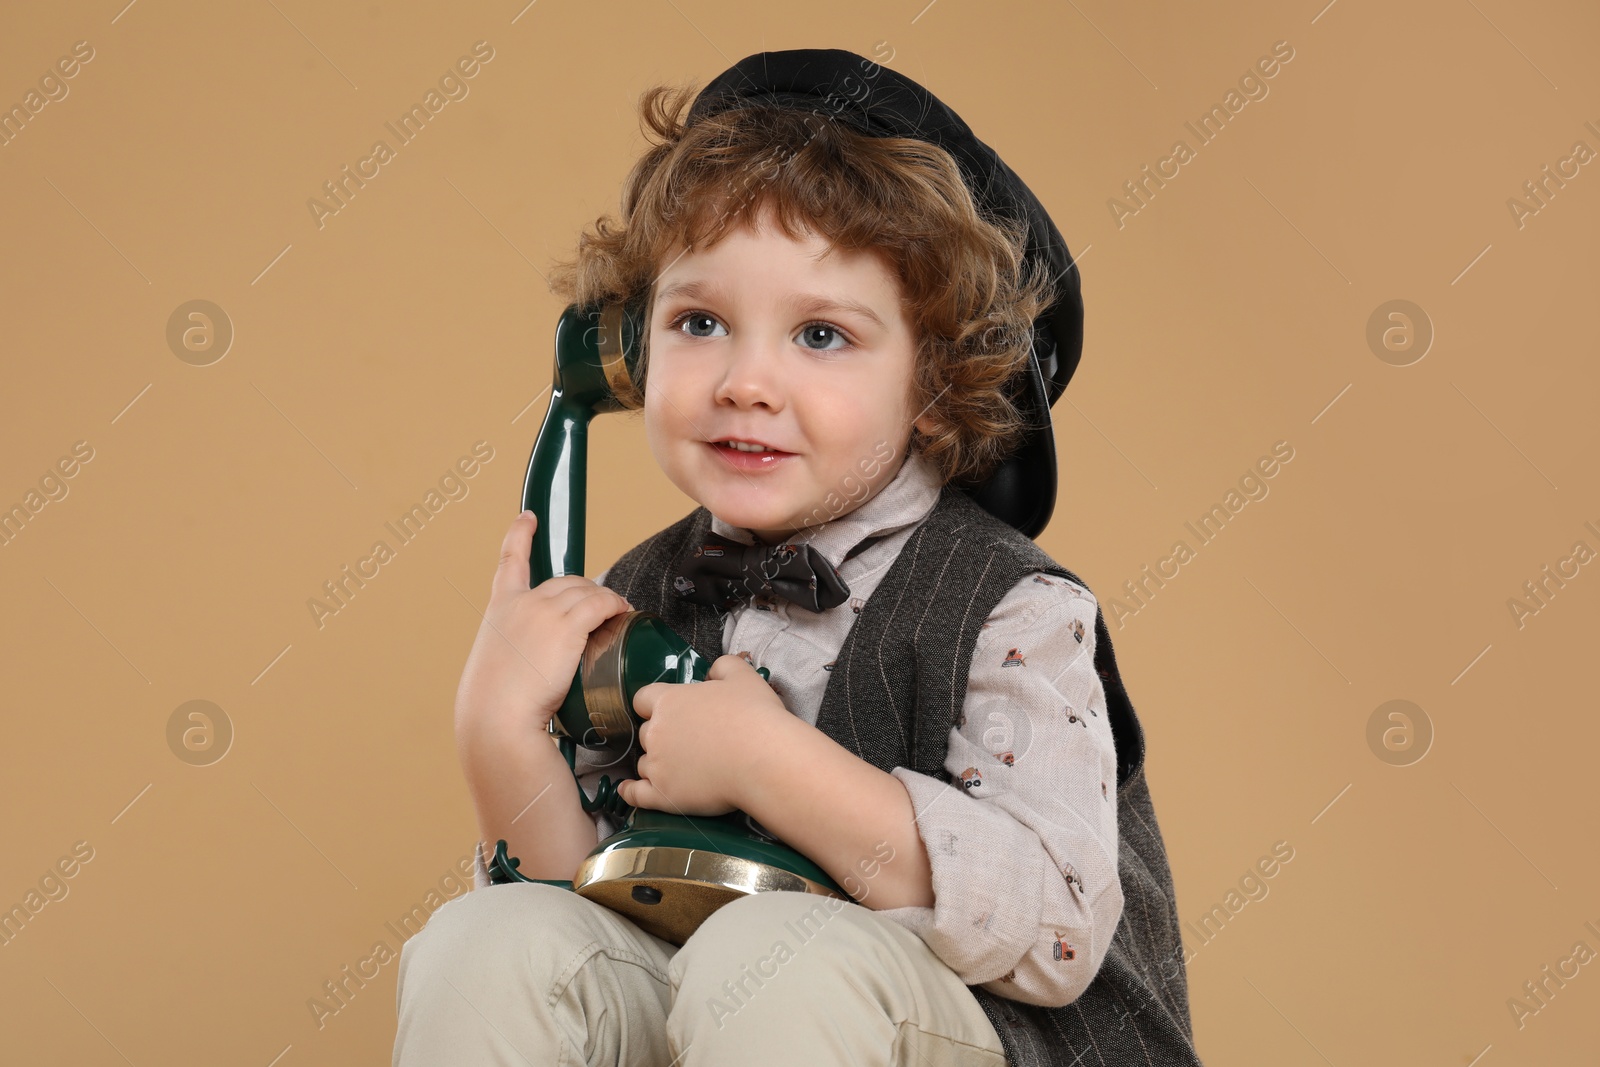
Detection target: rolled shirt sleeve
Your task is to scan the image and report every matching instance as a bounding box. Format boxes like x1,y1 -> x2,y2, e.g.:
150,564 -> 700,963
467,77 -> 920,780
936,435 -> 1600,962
871,572 -> 1123,1008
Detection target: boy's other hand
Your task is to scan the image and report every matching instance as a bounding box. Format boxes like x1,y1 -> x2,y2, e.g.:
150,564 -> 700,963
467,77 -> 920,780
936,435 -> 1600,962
454,511 -> 634,752
622,654 -> 791,818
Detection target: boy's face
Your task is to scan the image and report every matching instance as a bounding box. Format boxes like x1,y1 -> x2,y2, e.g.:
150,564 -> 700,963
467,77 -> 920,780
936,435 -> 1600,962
644,206 -> 936,545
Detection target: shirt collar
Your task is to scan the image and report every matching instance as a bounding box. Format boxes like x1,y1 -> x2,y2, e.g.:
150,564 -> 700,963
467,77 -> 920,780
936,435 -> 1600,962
709,447 -> 943,570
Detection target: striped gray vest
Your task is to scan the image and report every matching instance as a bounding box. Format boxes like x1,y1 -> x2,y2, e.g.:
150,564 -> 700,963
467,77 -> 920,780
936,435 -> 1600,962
599,483 -> 1204,1066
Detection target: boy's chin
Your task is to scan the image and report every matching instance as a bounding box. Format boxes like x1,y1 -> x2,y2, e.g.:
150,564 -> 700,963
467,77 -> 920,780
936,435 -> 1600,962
675,465 -> 833,539
700,498 -> 810,542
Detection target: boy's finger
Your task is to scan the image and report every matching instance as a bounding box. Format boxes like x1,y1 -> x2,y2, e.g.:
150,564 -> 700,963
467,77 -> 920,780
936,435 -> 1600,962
619,777 -> 650,810
493,511 -> 536,596
559,587 -> 636,636
706,653 -> 754,680
632,683 -> 658,717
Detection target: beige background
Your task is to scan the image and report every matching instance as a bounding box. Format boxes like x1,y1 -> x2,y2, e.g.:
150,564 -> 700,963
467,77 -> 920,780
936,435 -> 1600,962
2,0 -> 1596,1063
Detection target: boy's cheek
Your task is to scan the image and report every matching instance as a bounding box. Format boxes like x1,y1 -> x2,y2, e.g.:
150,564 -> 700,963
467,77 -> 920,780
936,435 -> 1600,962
639,360 -> 701,416
640,386 -> 692,438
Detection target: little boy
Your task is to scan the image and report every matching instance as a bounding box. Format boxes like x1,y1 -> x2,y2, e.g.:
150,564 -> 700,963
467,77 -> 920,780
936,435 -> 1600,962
396,49 -> 1201,1067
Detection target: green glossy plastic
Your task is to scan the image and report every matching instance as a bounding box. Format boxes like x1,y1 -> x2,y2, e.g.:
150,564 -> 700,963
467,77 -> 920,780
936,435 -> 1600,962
520,303 -> 646,738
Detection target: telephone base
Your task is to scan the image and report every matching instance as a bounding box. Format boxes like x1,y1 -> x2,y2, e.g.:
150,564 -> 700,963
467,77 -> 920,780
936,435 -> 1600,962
574,844 -> 847,946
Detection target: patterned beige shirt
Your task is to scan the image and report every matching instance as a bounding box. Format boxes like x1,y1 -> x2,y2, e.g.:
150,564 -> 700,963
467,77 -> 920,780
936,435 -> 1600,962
483,449 -> 1122,1008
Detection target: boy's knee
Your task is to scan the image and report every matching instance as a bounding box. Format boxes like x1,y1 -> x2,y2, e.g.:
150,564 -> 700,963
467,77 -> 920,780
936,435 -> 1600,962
705,889 -> 853,943
399,882 -> 596,981
672,890 -> 858,987
669,891 -> 909,1050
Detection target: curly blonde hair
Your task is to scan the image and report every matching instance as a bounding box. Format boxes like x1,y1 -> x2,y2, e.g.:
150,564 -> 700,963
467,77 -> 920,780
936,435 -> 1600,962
547,81 -> 1058,489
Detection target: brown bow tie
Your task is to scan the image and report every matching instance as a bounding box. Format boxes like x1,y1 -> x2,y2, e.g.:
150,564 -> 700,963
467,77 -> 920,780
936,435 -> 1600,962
673,531 -> 852,613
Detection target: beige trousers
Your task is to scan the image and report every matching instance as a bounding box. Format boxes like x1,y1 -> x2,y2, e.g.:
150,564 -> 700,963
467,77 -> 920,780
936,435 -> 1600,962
393,881 -> 1010,1066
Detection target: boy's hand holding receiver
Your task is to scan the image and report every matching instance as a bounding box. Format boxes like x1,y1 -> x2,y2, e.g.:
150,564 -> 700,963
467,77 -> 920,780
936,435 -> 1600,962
453,510 -> 634,880
455,510 -> 633,744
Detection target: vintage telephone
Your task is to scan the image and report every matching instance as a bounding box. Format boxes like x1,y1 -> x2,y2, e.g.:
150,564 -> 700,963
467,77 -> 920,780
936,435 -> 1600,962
486,300 -> 849,944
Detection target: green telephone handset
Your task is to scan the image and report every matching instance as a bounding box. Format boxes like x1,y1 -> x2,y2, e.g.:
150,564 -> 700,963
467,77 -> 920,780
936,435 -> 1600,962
487,300 -> 848,944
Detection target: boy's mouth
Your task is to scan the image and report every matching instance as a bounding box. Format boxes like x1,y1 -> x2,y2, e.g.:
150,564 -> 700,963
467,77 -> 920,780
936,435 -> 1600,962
706,438 -> 796,469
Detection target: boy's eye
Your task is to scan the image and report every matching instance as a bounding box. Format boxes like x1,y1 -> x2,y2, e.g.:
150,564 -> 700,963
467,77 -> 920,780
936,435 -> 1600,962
796,322 -> 850,352
675,312 -> 726,339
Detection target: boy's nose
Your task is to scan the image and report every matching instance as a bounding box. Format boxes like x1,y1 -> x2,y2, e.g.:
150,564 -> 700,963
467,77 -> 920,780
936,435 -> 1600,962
713,336 -> 787,410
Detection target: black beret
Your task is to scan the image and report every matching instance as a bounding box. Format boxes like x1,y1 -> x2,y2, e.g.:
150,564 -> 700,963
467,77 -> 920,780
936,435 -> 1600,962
685,48 -> 1082,539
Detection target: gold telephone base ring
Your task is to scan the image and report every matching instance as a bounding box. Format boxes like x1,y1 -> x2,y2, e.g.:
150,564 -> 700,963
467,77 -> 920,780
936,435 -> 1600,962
573,844 -> 847,945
